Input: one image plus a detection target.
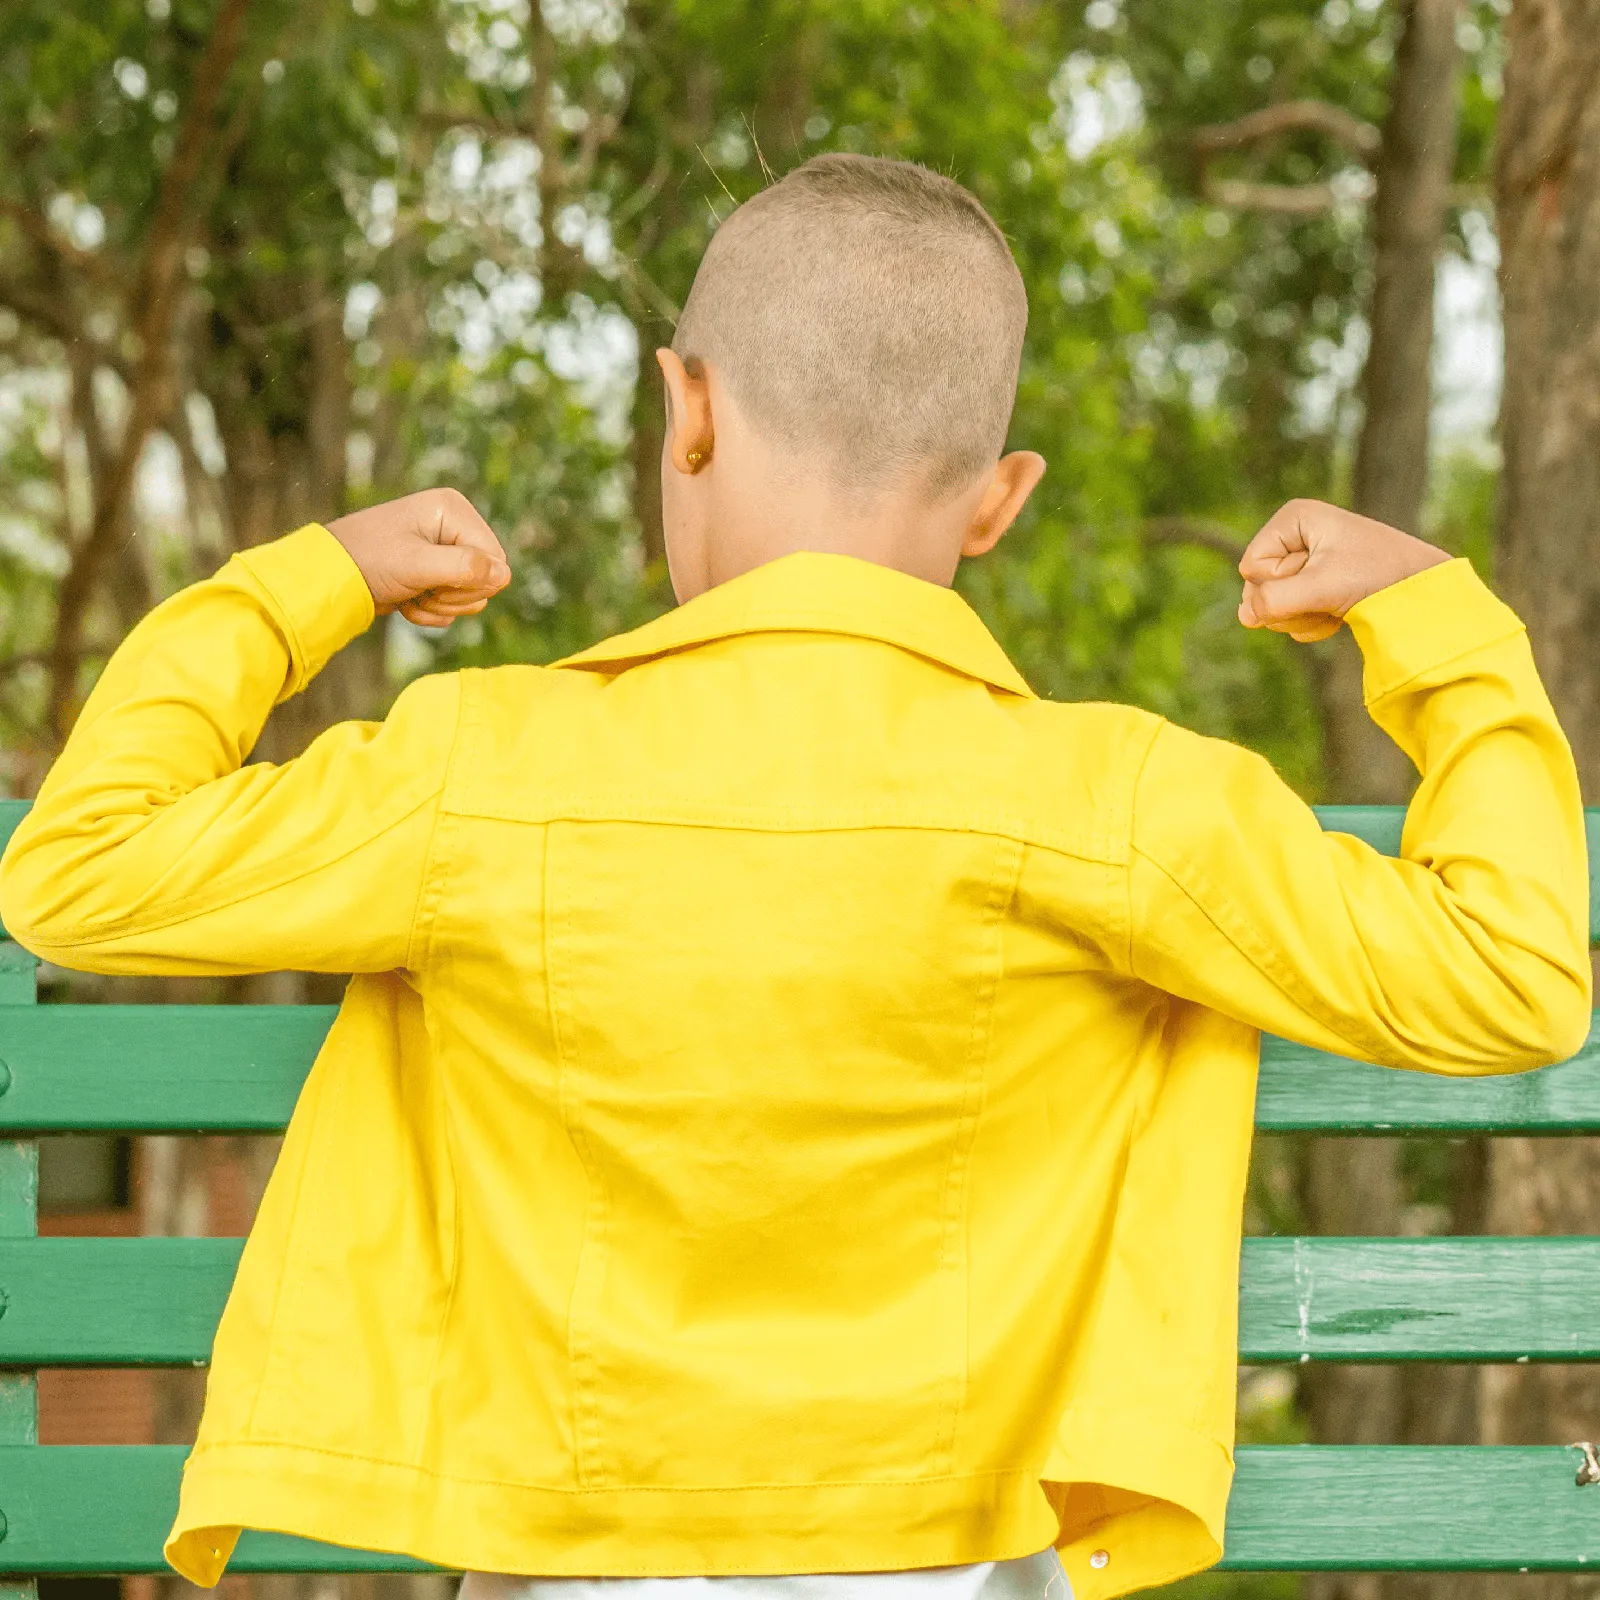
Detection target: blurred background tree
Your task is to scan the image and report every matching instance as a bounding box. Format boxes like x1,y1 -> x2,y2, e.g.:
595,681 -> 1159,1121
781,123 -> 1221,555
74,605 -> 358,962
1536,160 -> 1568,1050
3,4 -> 1592,1600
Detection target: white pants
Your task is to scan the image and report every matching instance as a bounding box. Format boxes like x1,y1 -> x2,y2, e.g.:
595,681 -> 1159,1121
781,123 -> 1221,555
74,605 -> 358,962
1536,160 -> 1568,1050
459,1550 -> 1071,1600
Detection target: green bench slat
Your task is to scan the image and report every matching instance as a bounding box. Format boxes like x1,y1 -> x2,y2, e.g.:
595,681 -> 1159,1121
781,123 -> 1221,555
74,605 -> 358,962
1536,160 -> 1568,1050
0,1004 -> 335,1132
3,1004 -> 1599,1136
0,1237 -> 241,1364
1255,1016 -> 1600,1132
1237,1236 -> 1600,1361
5,1234 -> 1597,1366
1221,1446 -> 1600,1570
0,1444 -> 442,1573
2,1444 -> 1600,1572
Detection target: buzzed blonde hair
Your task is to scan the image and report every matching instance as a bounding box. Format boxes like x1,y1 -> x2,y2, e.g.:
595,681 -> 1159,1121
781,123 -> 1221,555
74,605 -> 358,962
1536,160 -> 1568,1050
672,153 -> 1028,498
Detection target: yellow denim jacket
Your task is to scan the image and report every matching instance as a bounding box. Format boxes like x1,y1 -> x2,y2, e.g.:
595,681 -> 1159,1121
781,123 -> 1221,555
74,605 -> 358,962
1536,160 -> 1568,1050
0,528 -> 1589,1598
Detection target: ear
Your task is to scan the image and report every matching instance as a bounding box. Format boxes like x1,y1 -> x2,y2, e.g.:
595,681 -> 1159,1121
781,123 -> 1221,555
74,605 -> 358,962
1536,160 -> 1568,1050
960,451 -> 1046,558
656,348 -> 715,475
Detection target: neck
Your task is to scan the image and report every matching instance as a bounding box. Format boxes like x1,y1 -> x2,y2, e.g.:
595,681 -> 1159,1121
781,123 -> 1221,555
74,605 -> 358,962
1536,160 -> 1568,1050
707,513 -> 955,591
700,454 -> 981,595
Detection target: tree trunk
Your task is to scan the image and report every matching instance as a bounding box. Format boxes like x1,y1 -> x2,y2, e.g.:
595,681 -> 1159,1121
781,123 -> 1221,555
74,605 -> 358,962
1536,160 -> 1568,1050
1319,0 -> 1463,811
1482,17 -> 1600,1600
1353,1 -> 1462,534
1494,0 -> 1600,738
1301,12 -> 1464,1600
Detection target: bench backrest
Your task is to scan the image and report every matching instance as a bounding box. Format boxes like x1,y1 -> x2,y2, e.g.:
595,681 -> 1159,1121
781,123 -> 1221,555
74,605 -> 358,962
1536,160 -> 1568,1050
1,798 -> 1598,1579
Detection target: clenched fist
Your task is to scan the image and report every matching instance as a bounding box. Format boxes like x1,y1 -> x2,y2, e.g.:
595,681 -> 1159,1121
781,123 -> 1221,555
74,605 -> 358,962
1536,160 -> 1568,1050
327,488 -> 511,629
1238,499 -> 1451,643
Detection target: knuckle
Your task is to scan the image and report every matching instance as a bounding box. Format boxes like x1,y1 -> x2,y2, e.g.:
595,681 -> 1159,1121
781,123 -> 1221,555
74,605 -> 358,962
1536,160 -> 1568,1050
428,486 -> 472,516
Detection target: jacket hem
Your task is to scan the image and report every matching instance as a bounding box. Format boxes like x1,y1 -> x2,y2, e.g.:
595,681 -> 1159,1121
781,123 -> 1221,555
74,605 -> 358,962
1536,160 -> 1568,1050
165,1442 -> 1064,1588
1042,1406 -> 1231,1600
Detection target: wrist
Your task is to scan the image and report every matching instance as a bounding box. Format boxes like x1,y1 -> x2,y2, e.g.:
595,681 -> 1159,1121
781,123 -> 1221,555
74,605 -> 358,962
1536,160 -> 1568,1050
324,518 -> 383,611
1348,536 -> 1451,614
1397,538 -> 1452,582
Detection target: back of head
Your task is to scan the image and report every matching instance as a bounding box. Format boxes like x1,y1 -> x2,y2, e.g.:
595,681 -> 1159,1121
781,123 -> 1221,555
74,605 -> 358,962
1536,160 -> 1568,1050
672,153 -> 1028,500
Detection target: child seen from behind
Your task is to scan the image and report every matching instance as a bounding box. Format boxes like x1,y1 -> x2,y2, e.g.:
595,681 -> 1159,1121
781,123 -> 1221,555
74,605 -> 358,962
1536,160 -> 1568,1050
0,154 -> 1588,1600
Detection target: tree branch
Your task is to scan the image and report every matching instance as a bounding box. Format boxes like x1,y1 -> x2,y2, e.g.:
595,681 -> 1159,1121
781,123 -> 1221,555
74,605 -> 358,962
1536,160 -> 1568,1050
613,149 -> 672,227
1192,99 -> 1384,218
1143,517 -> 1248,563
1193,100 -> 1382,165
46,0 -> 254,744
67,342 -> 113,499
0,274 -> 83,350
1203,178 -> 1342,215
0,197 -> 118,284
616,253 -> 682,326
168,388 -> 231,560
563,107 -> 621,192
417,107 -> 539,140
0,274 -> 137,384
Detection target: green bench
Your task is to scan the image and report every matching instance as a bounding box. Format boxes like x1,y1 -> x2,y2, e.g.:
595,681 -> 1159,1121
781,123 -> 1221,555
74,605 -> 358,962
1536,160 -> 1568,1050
1,796 -> 1599,1585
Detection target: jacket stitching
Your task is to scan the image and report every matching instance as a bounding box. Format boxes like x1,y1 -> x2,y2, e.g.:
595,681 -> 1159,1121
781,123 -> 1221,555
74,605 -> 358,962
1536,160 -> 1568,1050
436,806 -> 1117,864
407,811 -> 459,976
446,668 -> 484,816
1122,716 -> 1167,977
409,868 -> 467,1471
243,1023 -> 351,1439
186,1433 -> 1043,1491
546,825 -> 607,1487
1111,710 -> 1164,882
933,833 -> 1024,1472
406,674 -> 469,972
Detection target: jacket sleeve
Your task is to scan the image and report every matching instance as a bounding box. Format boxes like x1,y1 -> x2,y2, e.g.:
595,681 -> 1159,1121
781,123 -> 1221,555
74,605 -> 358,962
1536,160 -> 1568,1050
0,525 -> 462,977
1125,557 -> 1592,1075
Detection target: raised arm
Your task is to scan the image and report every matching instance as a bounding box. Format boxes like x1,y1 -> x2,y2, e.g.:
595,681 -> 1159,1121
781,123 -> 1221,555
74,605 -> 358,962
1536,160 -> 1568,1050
0,490 -> 509,977
1127,499 -> 1591,1074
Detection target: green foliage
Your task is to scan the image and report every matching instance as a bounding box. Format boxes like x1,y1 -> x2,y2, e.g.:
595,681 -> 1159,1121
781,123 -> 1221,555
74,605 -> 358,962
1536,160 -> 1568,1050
396,341 -> 656,664
8,0 -> 1466,799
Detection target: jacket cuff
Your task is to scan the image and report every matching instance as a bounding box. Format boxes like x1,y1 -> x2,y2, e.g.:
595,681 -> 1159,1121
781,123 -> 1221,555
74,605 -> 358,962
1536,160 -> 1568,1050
1343,556 -> 1526,707
230,524 -> 376,702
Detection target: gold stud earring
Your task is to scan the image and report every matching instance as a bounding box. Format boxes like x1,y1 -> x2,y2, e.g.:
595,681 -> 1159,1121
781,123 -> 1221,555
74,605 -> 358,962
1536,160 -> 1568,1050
687,446 -> 709,470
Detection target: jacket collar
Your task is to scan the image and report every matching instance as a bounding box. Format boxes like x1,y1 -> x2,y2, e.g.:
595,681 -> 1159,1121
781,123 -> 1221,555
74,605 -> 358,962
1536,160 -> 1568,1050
551,551 -> 1035,699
